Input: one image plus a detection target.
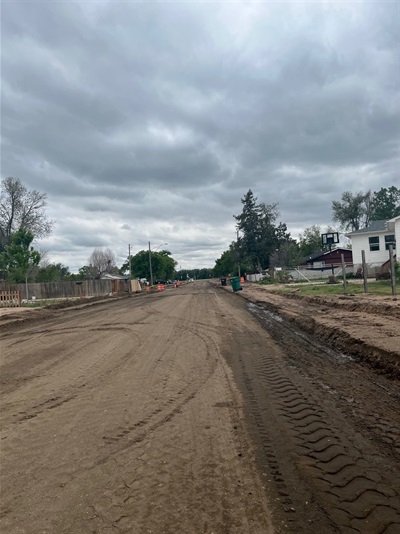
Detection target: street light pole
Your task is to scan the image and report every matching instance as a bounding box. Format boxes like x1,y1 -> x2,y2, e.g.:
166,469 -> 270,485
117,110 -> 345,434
149,242 -> 167,286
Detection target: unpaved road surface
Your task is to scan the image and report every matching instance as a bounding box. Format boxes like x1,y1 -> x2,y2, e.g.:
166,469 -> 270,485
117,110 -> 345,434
1,282 -> 399,533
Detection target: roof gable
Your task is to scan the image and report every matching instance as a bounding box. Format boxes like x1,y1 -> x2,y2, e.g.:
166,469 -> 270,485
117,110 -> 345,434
301,247 -> 351,263
346,220 -> 387,236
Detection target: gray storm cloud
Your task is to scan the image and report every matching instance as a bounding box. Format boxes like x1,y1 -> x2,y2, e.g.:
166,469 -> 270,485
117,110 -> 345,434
1,1 -> 398,270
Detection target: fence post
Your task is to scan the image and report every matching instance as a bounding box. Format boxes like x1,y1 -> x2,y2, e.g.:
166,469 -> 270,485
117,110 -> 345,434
361,250 -> 368,293
389,244 -> 396,298
341,254 -> 346,293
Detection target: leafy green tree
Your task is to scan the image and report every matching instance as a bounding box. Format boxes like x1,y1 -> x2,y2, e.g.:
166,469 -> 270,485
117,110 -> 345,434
213,247 -> 237,277
36,262 -> 71,282
0,177 -> 53,251
175,268 -> 214,280
395,261 -> 400,284
270,239 -> 301,268
298,225 -> 323,256
234,190 -> 290,271
332,188 -> 399,230
297,225 -> 339,256
153,250 -> 177,280
370,186 -> 400,220
332,190 -> 372,231
0,228 -> 41,283
121,249 -> 177,281
191,268 -> 213,279
76,265 -> 97,280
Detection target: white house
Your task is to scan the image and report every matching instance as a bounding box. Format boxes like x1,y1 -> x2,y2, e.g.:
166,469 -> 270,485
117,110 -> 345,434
346,216 -> 398,273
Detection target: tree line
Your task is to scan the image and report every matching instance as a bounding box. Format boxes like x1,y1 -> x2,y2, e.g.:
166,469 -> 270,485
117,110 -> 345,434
0,177 -> 398,283
0,177 -> 212,284
213,187 -> 399,277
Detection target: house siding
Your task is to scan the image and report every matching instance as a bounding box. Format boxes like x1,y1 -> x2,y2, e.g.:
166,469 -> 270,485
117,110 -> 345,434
303,249 -> 353,269
394,219 -> 400,251
351,232 -> 393,266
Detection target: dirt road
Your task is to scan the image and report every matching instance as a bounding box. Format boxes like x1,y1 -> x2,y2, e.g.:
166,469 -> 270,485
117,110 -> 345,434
1,282 -> 399,533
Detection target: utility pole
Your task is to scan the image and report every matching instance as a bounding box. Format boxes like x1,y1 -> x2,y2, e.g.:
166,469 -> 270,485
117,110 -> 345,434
237,230 -> 241,278
149,241 -> 153,286
128,244 -> 132,280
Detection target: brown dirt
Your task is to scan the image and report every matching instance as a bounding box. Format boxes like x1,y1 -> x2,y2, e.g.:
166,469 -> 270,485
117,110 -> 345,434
1,282 -> 399,533
0,286 -> 274,534
237,283 -> 400,379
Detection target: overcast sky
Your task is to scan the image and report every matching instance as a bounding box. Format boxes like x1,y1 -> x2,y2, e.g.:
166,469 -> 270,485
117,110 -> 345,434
1,1 -> 399,272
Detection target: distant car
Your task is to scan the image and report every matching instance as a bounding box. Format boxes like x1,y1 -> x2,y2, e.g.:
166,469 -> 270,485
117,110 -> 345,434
155,279 -> 167,285
188,278 -> 194,283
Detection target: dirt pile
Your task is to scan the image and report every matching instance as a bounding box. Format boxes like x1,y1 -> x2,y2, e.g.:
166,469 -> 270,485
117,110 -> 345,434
222,282 -> 400,379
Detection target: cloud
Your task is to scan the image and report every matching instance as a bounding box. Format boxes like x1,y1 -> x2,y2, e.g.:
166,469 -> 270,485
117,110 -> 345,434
1,1 -> 398,271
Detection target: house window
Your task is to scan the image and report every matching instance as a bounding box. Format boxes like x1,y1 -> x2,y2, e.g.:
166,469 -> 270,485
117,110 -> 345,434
385,235 -> 396,250
369,236 -> 380,252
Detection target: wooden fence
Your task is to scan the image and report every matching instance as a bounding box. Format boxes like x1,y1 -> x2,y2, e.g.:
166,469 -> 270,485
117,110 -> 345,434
0,280 -> 125,300
0,290 -> 21,307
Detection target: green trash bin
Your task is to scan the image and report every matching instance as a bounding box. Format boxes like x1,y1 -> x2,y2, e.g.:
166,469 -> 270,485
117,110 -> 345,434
229,276 -> 242,292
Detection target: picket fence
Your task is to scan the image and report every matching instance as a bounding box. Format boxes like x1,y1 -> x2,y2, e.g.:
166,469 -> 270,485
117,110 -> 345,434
0,290 -> 21,307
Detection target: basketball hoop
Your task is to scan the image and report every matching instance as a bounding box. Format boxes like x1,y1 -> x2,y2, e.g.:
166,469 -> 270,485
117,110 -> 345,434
321,232 -> 340,276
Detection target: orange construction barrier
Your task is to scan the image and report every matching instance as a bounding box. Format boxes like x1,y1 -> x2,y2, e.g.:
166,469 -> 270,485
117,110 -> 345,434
157,284 -> 165,291
240,276 -> 245,283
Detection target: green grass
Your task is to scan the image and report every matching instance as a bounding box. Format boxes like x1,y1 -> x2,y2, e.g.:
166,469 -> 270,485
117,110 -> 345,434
276,280 -> 395,297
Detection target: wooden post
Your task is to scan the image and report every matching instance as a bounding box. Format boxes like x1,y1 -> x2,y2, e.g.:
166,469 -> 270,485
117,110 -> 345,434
341,254 -> 346,293
361,250 -> 368,293
388,244 -> 396,297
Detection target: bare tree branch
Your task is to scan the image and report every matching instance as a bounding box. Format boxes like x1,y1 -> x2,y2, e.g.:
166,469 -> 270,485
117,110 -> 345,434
0,177 -> 54,249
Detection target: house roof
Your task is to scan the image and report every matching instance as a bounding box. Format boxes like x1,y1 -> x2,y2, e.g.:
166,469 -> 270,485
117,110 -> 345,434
100,273 -> 129,280
301,247 -> 351,264
346,220 -> 387,236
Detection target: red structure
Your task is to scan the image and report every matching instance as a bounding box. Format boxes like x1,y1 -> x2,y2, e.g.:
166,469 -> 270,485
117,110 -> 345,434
301,248 -> 353,270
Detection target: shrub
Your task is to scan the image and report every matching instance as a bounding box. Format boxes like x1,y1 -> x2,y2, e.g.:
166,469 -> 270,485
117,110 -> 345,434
395,261 -> 400,283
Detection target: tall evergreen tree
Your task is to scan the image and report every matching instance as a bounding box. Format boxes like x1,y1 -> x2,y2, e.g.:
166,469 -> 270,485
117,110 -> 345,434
234,190 -> 290,272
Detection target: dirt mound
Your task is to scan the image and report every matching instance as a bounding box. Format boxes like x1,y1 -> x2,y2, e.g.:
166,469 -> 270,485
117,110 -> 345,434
219,282 -> 400,380
282,291 -> 400,318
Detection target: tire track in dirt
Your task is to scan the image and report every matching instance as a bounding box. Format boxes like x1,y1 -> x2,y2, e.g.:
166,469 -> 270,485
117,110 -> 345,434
3,287 -> 276,534
0,323 -> 143,430
248,292 -> 400,378
81,288 -> 274,534
265,367 -> 400,534
99,292 -> 220,440
3,292 -> 223,516
220,289 -> 400,533
247,302 -> 400,458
